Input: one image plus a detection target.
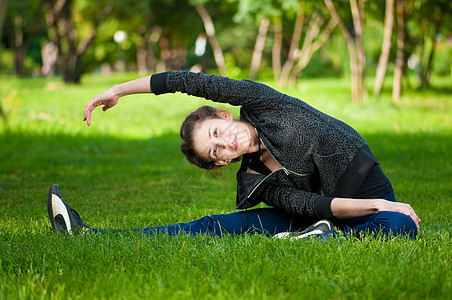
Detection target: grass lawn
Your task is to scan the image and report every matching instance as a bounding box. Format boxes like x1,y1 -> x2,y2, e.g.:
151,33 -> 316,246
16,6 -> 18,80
0,73 -> 451,299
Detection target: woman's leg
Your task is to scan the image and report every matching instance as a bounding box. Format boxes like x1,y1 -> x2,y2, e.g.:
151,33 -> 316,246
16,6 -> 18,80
340,191 -> 418,239
91,207 -> 306,237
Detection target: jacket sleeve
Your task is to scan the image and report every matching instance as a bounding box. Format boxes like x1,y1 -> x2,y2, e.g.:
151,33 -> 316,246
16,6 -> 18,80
150,71 -> 284,107
253,182 -> 334,222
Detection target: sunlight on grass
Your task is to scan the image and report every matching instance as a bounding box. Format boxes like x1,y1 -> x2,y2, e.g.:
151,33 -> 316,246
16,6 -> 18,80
0,74 -> 451,299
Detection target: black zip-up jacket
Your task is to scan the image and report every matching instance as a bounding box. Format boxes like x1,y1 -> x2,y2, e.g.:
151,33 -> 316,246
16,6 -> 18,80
151,71 -> 380,225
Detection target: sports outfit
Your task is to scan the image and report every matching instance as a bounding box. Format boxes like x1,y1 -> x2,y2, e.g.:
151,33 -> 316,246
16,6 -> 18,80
48,71 -> 417,239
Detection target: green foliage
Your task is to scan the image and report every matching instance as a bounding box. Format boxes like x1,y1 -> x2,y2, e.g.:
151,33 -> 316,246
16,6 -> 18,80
0,74 -> 451,298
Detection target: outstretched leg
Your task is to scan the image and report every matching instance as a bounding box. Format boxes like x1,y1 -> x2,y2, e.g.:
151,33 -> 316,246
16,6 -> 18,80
93,207 -> 308,237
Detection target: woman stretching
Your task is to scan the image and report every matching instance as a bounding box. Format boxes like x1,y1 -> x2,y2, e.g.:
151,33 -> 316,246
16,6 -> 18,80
47,71 -> 420,240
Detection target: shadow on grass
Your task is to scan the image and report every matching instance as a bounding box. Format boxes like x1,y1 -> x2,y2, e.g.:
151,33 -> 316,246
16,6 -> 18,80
0,129 -> 450,228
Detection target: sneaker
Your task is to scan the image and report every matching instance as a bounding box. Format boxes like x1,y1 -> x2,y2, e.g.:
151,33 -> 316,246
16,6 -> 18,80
273,219 -> 334,240
47,184 -> 90,234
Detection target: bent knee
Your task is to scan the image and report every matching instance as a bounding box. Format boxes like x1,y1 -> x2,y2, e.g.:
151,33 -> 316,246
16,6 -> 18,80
377,211 -> 418,239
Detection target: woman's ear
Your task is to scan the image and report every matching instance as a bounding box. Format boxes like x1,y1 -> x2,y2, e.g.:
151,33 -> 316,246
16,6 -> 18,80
215,110 -> 233,120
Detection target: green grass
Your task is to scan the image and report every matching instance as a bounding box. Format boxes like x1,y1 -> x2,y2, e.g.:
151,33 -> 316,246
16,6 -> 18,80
0,73 -> 451,299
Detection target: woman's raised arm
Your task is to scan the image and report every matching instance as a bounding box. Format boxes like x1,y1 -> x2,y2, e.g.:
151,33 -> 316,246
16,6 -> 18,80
83,75 -> 151,126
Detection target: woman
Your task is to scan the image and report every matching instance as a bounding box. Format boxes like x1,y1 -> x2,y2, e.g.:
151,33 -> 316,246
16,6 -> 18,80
48,71 -> 420,239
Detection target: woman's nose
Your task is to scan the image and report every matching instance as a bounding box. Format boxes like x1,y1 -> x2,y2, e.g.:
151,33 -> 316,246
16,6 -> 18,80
216,137 -> 228,148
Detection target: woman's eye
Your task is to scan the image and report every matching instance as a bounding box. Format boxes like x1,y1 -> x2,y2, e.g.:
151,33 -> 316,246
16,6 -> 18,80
214,129 -> 218,137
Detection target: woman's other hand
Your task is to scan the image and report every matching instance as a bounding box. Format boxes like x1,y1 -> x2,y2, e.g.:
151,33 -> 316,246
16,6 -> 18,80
377,199 -> 421,230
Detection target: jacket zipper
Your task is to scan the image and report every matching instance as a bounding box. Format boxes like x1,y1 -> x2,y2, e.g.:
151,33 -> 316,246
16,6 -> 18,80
259,138 -> 309,177
246,138 -> 309,199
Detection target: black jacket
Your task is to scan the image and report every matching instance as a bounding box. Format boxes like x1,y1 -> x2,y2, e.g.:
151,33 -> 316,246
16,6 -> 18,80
151,71 -> 378,225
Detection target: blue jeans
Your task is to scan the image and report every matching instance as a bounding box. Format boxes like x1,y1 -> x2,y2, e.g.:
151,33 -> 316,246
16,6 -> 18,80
338,191 -> 417,239
92,192 -> 417,239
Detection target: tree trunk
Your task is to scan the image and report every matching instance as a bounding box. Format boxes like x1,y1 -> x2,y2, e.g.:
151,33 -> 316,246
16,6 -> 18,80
8,15 -> 34,76
374,0 -> 394,96
195,4 -> 227,76
157,34 -> 170,72
272,15 -> 283,83
250,17 -> 270,80
419,44 -> 435,89
44,0 -> 112,83
137,26 -> 148,74
0,0 -> 9,49
12,16 -> 25,76
393,0 -> 406,101
41,42 -> 58,76
62,52 -> 82,83
279,2 -> 304,87
324,0 -> 362,103
351,0 -> 367,102
289,17 -> 337,86
0,0 -> 10,124
418,16 -> 443,90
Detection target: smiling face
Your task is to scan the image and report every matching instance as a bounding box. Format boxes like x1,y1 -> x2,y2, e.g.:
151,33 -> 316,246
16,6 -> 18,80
192,111 -> 254,166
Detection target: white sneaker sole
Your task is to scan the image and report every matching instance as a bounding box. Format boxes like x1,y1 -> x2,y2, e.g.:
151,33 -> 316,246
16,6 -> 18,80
273,220 -> 333,240
51,194 -> 72,235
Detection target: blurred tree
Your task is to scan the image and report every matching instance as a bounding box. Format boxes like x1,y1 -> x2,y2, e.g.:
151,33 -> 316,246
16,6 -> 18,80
409,0 -> 451,89
0,0 -> 9,53
280,2 -> 337,87
373,0 -> 394,96
249,17 -> 270,80
0,0 -> 9,123
392,0 -> 406,101
233,0 -> 336,84
191,0 -> 227,76
232,0 -> 276,79
324,0 -> 367,103
4,0 -> 45,76
107,0 -> 201,73
43,0 -> 113,83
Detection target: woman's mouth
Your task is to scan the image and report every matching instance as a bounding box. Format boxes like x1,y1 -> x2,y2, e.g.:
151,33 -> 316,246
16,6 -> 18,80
233,136 -> 238,151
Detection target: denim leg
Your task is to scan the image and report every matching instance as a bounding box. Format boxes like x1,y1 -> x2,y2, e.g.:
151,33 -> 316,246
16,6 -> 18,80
91,207 -> 306,237
338,191 -> 418,239
342,211 -> 418,239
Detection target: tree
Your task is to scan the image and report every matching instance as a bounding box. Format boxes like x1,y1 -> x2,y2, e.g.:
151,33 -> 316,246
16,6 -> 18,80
249,17 -> 270,80
195,2 -> 227,76
0,0 -> 9,53
373,0 -> 394,96
324,0 -> 366,103
412,0 -> 450,90
43,0 -> 113,83
108,0 -> 201,74
232,0 -> 279,79
392,0 -> 406,101
0,0 -> 9,124
5,0 -> 45,76
281,5 -> 337,87
240,0 -> 336,86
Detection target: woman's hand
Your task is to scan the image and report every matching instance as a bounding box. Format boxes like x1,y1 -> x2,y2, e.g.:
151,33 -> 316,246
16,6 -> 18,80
83,75 -> 152,126
376,199 -> 421,230
83,87 -> 120,126
331,198 -> 421,231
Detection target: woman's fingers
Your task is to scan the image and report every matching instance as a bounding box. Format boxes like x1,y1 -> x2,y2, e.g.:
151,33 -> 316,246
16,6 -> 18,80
403,204 -> 420,230
83,101 -> 98,126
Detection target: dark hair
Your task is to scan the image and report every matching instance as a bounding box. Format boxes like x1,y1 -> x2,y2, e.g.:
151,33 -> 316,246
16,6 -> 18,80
180,106 -> 240,170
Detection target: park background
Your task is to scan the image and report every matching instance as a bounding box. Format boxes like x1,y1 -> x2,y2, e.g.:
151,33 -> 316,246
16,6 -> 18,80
0,0 -> 451,299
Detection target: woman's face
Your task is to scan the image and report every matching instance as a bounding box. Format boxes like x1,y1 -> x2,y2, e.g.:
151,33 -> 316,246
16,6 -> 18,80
192,116 -> 252,166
